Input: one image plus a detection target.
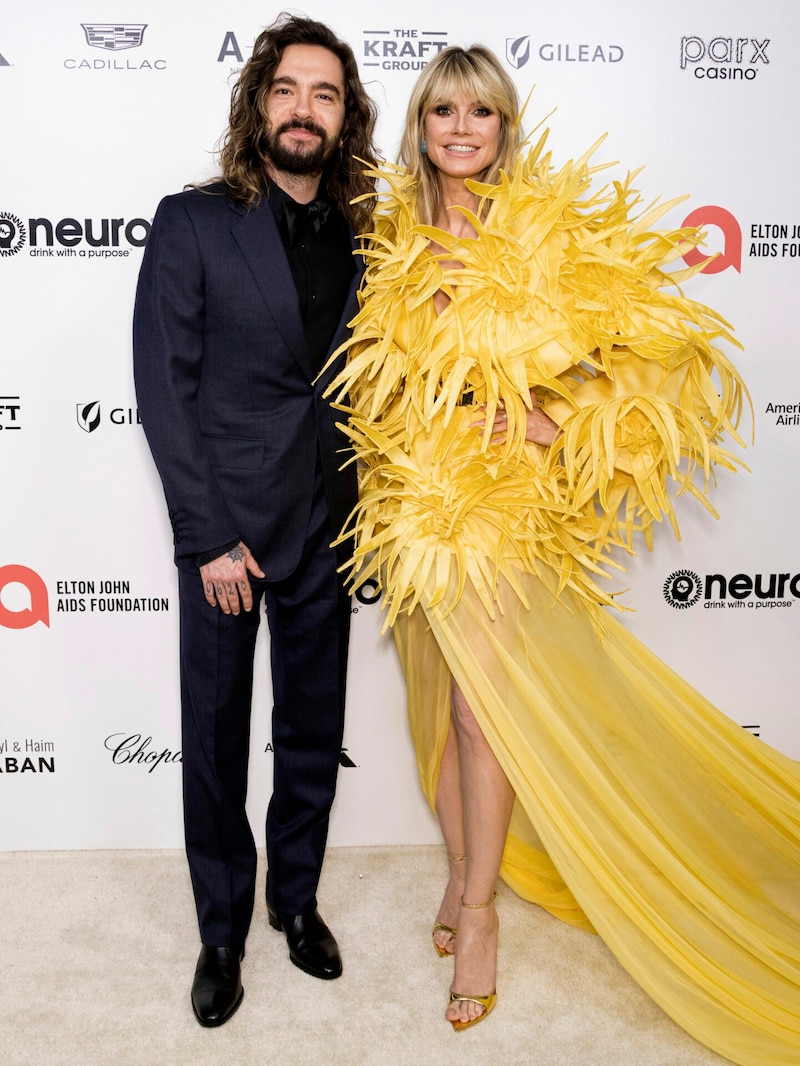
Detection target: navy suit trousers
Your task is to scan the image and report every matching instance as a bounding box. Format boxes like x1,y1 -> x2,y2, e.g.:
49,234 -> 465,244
178,454 -> 350,947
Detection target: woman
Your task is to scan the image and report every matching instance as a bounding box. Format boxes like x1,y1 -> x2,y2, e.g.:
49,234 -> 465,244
328,46 -> 800,1063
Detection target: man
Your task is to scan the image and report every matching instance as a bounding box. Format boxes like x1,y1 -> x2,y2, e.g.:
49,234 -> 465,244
133,14 -> 378,1027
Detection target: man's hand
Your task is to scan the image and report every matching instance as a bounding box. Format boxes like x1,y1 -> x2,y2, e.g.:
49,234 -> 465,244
199,542 -> 265,615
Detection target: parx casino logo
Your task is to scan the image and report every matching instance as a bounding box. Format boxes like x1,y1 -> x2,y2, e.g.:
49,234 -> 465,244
0,212 -> 26,257
680,35 -> 770,80
663,570 -> 703,610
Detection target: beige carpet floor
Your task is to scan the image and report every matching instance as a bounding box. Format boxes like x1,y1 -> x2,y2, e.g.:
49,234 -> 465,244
0,846 -> 730,1065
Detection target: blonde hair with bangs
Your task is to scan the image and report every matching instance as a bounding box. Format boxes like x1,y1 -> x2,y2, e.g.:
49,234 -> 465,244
399,45 -> 522,225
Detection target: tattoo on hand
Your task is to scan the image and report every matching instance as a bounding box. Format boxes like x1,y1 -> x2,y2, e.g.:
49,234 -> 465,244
228,545 -> 245,563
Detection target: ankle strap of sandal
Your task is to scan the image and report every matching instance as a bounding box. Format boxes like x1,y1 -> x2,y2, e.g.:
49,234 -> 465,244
460,890 -> 497,909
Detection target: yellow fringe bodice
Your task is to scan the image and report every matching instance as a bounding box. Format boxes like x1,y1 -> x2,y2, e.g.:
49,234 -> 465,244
328,136 -> 749,625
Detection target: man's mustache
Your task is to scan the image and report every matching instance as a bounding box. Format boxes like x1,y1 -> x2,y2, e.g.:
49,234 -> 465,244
277,119 -> 327,140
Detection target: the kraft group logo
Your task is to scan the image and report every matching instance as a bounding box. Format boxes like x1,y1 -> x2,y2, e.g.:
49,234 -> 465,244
681,206 -> 742,274
505,34 -> 623,69
680,35 -> 770,80
0,565 -> 50,629
663,570 -> 703,609
0,212 -> 26,257
81,23 -> 147,51
0,395 -> 22,431
361,28 -> 449,72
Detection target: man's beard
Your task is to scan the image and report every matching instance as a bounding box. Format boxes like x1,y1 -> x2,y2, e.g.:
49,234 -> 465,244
265,120 -> 340,175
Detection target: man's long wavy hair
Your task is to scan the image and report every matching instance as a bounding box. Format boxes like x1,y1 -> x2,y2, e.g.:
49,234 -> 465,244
218,14 -> 379,233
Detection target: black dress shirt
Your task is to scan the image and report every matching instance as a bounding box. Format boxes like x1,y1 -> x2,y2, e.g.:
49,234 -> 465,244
269,183 -> 355,376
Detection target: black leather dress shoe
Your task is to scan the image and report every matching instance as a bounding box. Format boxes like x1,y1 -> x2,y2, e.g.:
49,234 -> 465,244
267,906 -> 342,980
191,945 -> 244,1027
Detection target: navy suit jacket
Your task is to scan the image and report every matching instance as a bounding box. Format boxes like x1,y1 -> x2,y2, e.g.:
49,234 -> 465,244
133,184 -> 360,579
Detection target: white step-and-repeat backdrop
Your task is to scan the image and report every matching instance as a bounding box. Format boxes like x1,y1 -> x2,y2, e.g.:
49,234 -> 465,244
2,0 -> 798,850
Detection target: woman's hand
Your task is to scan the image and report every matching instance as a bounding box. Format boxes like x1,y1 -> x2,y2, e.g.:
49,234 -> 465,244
480,390 -> 560,447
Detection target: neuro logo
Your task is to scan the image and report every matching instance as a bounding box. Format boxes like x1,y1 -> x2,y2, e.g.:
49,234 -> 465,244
81,24 -> 148,51
0,212 -> 26,256
681,206 -> 742,274
0,565 -> 50,629
77,401 -> 101,433
663,570 -> 703,609
506,36 -> 531,70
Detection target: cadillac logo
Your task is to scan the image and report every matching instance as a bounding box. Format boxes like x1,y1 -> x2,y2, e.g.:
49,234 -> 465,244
80,24 -> 148,51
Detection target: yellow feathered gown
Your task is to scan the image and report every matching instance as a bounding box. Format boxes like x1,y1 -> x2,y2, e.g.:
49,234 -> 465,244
328,140 -> 800,1065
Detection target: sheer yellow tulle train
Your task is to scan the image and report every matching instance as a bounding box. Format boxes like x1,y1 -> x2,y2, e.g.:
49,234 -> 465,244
394,562 -> 800,1066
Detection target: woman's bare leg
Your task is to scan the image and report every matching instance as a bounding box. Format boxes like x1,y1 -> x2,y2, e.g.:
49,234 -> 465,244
433,721 -> 467,954
446,679 -> 514,1026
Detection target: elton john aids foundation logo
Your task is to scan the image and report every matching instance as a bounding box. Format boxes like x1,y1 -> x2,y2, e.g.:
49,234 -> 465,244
681,206 -> 742,274
0,566 -> 50,629
663,570 -> 703,610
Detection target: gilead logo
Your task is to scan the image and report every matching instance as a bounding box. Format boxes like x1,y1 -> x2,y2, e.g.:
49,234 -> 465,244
681,206 -> 742,274
0,565 -> 50,629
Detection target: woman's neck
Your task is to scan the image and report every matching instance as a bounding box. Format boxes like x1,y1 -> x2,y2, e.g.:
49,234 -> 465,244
434,176 -> 479,238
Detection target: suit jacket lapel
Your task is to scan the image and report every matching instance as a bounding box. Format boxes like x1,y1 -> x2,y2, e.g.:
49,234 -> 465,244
229,195 -> 364,387
228,197 -> 315,380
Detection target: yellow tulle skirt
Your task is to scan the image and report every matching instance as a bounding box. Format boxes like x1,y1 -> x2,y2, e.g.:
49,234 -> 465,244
340,405 -> 800,1064
393,564 -> 800,1066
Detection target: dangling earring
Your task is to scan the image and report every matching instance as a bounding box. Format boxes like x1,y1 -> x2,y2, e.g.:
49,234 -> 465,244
420,139 -> 427,155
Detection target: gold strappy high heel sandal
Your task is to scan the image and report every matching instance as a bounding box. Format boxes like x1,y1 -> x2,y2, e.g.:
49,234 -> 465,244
448,892 -> 498,1032
432,853 -> 465,958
